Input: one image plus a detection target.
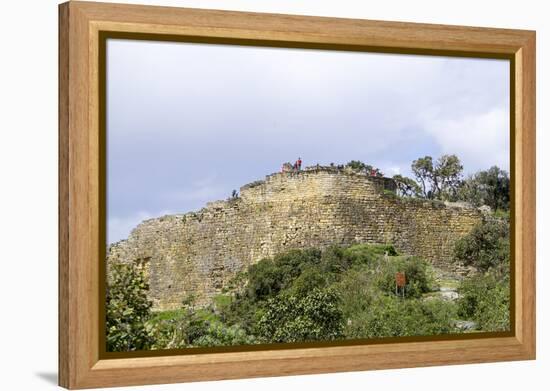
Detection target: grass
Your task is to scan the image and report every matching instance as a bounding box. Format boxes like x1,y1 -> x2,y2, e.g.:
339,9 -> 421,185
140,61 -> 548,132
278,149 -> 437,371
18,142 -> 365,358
150,306 -> 222,325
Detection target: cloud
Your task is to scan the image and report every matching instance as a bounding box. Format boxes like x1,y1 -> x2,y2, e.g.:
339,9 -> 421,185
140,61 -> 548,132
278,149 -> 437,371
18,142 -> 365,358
161,175 -> 228,204
421,107 -> 509,172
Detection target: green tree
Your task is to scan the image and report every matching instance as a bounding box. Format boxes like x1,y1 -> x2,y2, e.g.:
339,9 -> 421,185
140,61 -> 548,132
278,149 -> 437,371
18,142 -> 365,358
435,154 -> 463,200
411,154 -> 463,200
245,258 -> 286,302
393,174 -> 421,197
411,156 -> 434,198
345,160 -> 383,177
106,262 -> 155,351
458,166 -> 510,211
346,160 -> 367,171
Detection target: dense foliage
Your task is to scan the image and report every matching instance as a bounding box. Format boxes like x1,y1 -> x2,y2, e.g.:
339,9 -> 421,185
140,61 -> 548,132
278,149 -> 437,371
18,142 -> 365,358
108,242 -> 509,351
345,160 -> 384,177
411,154 -> 463,200
453,216 -> 510,274
454,216 -> 511,331
106,262 -> 155,351
458,166 -> 510,211
222,244 -> 460,344
258,289 -> 344,343
385,155 -> 510,213
457,273 -> 510,331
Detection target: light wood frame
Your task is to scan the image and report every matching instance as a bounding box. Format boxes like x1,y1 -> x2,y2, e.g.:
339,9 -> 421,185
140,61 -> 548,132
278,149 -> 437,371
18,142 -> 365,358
59,1 -> 536,389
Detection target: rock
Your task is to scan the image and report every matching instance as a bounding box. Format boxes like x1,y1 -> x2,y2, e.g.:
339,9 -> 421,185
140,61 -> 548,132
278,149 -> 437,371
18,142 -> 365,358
478,205 -> 492,214
439,287 -> 460,301
455,320 -> 477,331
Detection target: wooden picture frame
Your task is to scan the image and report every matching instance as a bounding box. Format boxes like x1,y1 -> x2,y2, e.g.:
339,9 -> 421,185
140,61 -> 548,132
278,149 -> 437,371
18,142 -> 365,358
59,1 -> 536,389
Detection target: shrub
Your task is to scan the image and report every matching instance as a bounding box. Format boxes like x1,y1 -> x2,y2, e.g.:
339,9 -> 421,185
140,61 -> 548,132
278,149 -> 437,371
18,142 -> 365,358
319,245 -> 351,274
192,322 -> 257,347
148,309 -> 205,349
454,217 -> 509,273
245,258 -> 286,301
245,248 -> 322,302
288,265 -> 330,297
217,294 -> 262,335
474,282 -> 510,331
106,262 -> 155,351
344,295 -> 457,339
342,243 -> 397,267
457,273 -> 510,331
376,256 -> 435,298
258,289 -> 344,343
334,265 -> 376,325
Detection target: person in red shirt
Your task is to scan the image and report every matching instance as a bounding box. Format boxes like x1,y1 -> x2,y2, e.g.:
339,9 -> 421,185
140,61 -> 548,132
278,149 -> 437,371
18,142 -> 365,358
297,157 -> 302,170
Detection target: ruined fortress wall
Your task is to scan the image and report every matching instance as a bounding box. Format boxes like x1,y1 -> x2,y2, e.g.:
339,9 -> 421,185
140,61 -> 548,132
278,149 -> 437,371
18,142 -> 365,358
107,168 -> 483,311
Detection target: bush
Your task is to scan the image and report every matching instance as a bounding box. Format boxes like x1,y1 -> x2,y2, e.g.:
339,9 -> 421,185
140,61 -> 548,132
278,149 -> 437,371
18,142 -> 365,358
342,243 -> 397,267
288,265 -> 330,297
148,309 -> 204,349
344,295 -> 457,339
192,322 -> 257,347
319,245 -> 350,274
457,273 -> 510,331
106,262 -> 155,351
258,289 -> 344,343
245,258 -> 286,301
137,242 -> 497,349
454,218 -> 509,273
334,265 -> 376,331
245,248 -> 322,302
218,294 -> 262,334
376,256 -> 435,298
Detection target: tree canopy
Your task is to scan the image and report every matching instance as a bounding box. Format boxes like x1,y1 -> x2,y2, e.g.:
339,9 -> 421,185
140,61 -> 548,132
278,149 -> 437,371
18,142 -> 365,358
458,166 -> 510,211
411,154 -> 463,200
388,155 -> 509,212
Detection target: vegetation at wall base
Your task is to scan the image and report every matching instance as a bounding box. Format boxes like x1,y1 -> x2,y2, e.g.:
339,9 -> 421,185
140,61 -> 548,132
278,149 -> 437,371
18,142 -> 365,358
106,235 -> 510,351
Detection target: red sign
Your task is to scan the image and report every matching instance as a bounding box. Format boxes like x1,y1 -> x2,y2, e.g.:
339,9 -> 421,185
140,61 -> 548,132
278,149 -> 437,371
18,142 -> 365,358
395,272 -> 406,288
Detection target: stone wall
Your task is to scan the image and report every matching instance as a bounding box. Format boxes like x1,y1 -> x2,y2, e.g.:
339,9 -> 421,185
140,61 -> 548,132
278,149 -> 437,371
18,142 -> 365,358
107,167 -> 483,311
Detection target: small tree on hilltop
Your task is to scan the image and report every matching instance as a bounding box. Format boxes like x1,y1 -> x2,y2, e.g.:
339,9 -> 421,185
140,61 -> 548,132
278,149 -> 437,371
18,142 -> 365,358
345,160 -> 383,177
458,166 -> 510,211
411,154 -> 463,200
411,156 -> 433,198
346,160 -> 367,171
393,174 -> 421,197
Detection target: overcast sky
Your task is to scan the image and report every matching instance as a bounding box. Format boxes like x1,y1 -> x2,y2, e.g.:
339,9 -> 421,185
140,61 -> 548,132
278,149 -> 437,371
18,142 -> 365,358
106,39 -> 510,244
